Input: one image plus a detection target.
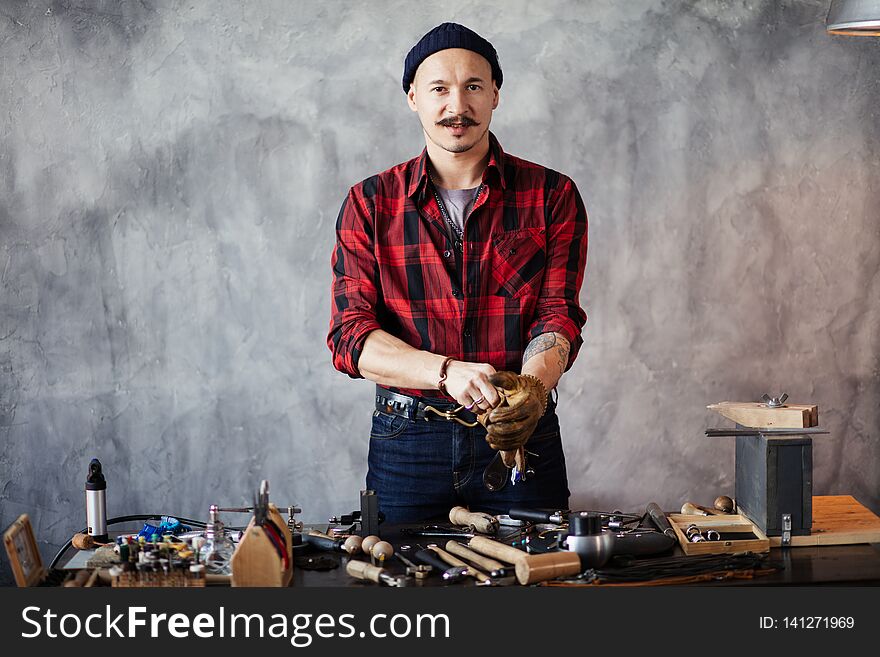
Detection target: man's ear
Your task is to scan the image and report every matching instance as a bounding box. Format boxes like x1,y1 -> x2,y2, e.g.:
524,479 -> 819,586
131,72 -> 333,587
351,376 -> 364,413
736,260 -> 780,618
492,81 -> 499,110
407,84 -> 418,112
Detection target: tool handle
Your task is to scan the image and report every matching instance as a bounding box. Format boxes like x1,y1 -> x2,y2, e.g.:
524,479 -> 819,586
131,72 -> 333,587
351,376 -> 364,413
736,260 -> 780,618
515,551 -> 582,585
414,549 -> 452,573
429,546 -> 490,582
345,559 -> 385,584
468,536 -> 528,565
445,541 -> 505,573
613,531 -> 676,556
449,506 -> 497,534
680,502 -> 710,516
645,503 -> 676,537
508,508 -> 559,524
304,532 -> 343,552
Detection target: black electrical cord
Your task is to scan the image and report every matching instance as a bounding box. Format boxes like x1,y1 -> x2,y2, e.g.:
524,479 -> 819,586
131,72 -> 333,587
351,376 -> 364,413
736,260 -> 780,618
49,514 -> 211,570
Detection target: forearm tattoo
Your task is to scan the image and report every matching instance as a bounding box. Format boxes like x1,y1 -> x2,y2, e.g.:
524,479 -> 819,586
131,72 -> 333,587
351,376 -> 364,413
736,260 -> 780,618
522,333 -> 570,374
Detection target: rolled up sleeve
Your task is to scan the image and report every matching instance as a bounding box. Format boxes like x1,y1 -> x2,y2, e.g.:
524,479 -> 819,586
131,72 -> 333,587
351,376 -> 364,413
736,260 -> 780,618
526,176 -> 588,370
327,186 -> 382,379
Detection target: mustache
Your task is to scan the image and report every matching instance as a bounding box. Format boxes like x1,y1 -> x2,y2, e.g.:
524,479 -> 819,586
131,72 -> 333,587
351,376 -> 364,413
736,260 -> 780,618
436,116 -> 479,127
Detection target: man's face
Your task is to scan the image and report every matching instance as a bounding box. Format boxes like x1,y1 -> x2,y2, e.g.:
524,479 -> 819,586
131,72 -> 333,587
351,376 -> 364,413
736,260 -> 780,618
407,48 -> 499,154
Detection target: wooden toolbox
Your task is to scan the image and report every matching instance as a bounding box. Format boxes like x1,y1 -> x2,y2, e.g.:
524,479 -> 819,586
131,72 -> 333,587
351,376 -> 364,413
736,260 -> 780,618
668,512 -> 770,556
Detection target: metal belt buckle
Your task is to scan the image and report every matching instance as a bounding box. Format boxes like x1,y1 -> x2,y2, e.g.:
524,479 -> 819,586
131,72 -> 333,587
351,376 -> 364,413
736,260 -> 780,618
423,404 -> 478,427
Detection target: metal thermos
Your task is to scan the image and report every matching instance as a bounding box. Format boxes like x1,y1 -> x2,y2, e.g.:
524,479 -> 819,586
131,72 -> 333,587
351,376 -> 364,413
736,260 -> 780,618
85,458 -> 108,542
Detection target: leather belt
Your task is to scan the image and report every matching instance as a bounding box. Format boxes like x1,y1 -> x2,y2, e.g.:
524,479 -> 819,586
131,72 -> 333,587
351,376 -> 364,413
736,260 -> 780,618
375,388 -> 478,425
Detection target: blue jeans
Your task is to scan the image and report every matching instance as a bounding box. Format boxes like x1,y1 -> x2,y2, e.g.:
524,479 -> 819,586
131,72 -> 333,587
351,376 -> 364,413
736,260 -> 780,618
366,395 -> 570,523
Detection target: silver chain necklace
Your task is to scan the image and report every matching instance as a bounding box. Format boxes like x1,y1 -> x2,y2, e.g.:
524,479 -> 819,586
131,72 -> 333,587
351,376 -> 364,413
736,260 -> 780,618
428,170 -> 482,250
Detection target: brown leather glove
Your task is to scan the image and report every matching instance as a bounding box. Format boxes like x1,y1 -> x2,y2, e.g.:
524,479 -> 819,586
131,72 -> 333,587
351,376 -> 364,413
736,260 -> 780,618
477,371 -> 548,453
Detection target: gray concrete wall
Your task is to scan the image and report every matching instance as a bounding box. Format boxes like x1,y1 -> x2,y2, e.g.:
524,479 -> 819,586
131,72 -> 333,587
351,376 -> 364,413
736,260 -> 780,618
1,0 -> 878,583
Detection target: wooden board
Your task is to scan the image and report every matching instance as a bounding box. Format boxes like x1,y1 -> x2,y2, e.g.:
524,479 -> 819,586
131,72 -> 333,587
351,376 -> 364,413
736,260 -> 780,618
707,401 -> 818,429
668,513 -> 770,555
767,495 -> 880,547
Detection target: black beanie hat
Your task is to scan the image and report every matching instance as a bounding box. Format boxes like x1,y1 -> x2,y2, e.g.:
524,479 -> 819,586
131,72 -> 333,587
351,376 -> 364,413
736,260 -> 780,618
402,22 -> 502,93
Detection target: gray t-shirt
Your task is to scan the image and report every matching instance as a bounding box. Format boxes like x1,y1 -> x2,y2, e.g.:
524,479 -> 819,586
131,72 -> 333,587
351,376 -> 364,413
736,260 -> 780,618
437,186 -> 479,236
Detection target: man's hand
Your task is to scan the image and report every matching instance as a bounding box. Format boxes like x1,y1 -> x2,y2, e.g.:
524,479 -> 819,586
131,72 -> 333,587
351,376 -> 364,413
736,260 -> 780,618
443,361 -> 501,411
477,371 -> 547,452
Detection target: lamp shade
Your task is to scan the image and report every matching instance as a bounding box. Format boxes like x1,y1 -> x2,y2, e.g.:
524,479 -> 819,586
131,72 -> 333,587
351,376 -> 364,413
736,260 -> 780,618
827,0 -> 880,35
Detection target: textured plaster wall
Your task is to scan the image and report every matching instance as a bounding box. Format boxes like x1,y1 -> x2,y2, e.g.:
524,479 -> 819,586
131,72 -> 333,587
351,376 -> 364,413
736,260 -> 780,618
1,0 -> 879,583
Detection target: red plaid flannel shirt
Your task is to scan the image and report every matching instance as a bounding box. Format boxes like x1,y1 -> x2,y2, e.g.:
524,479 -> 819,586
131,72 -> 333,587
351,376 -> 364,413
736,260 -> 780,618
328,133 -> 588,397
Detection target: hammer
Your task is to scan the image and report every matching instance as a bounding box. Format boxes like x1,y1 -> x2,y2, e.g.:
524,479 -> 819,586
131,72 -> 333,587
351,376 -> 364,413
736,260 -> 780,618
467,536 -> 582,585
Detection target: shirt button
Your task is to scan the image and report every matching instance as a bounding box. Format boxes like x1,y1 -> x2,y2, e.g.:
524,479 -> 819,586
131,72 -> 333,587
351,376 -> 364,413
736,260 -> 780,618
463,328 -> 472,337
443,250 -> 452,258
452,289 -> 460,298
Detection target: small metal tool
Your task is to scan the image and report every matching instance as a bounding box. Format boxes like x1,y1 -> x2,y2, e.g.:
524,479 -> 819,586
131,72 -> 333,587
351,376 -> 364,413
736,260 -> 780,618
761,393 -> 788,408
401,525 -> 476,539
395,552 -> 433,580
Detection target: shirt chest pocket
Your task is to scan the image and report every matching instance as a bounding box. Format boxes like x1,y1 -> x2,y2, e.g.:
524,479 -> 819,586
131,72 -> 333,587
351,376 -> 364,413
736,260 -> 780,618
490,228 -> 547,299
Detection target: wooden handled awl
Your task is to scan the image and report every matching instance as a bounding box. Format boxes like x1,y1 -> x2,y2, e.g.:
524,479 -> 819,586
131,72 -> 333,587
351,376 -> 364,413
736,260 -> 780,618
449,506 -> 499,534
681,502 -> 725,516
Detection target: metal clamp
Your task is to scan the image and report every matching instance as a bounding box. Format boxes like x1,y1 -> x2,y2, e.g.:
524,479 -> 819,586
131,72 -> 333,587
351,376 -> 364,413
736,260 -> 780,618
781,513 -> 792,547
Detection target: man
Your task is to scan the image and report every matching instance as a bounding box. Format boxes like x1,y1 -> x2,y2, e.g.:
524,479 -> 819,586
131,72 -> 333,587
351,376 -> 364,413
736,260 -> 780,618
328,23 -> 588,522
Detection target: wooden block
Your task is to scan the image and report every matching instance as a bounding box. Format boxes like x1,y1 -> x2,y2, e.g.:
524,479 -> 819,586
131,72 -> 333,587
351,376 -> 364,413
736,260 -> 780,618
707,401 -> 818,429
230,505 -> 294,587
767,495 -> 880,547
231,525 -> 284,587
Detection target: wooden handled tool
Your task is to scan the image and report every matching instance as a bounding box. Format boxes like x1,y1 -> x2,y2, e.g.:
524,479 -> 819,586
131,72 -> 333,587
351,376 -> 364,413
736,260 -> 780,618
345,559 -> 406,587
345,559 -> 386,584
514,552 -> 582,586
445,541 -> 508,577
468,536 -> 529,565
681,502 -> 725,516
646,502 -> 676,538
428,545 -> 490,583
467,536 -> 583,585
449,506 -> 499,534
